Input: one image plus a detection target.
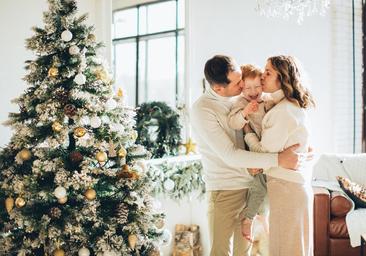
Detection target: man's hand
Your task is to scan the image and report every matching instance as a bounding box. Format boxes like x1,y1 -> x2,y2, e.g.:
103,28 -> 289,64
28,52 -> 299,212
247,168 -> 263,176
278,144 -> 314,170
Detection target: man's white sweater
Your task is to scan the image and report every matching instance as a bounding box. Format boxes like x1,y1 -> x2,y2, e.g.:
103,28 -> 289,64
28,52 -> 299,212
191,86 -> 278,191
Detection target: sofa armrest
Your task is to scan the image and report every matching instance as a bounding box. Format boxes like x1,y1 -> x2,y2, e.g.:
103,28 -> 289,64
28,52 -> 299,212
313,186 -> 330,256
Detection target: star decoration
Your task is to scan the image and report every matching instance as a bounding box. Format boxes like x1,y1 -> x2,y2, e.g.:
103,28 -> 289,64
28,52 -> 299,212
183,138 -> 196,155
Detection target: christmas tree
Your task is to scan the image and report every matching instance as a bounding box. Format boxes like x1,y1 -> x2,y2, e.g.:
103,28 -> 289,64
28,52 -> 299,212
0,0 -> 168,255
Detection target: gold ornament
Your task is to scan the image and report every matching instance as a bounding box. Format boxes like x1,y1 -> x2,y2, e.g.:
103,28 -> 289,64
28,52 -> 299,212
95,68 -> 108,82
52,121 -> 63,132
53,248 -> 65,256
74,127 -> 86,137
19,149 -> 31,161
118,147 -> 127,158
58,196 -> 68,204
117,88 -> 124,98
96,151 -> 107,162
87,33 -> 96,42
183,138 -> 196,155
15,197 -> 26,208
5,197 -> 14,213
128,234 -> 138,250
148,248 -> 161,256
84,188 -> 96,200
48,67 -> 59,77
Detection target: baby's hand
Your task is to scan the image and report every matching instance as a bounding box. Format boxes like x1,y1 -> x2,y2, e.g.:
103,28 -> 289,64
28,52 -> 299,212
242,100 -> 258,117
247,168 -> 263,176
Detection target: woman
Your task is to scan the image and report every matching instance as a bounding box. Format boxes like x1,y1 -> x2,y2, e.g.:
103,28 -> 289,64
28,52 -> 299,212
244,55 -> 315,256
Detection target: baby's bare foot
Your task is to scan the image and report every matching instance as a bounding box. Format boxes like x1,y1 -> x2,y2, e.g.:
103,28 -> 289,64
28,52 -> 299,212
241,218 -> 253,242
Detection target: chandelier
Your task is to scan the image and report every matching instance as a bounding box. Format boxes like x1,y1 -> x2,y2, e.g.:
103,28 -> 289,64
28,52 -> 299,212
256,0 -> 330,23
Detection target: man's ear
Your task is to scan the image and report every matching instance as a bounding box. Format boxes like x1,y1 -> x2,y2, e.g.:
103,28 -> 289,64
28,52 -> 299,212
212,84 -> 222,93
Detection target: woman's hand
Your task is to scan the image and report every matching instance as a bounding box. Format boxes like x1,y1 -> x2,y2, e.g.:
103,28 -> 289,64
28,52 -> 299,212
243,124 -> 254,134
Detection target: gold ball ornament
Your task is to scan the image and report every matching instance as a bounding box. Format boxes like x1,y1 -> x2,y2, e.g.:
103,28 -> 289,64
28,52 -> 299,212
96,151 -> 108,163
118,147 -> 127,158
84,188 -> 96,200
87,33 -> 96,42
52,121 -> 63,132
58,196 -> 68,204
48,67 -> 59,77
5,197 -> 14,214
54,248 -> 65,256
128,234 -> 138,250
15,197 -> 26,208
74,127 -> 87,137
19,149 -> 31,161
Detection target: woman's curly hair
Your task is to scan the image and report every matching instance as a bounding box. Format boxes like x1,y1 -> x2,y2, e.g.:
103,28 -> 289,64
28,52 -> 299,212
268,55 -> 315,109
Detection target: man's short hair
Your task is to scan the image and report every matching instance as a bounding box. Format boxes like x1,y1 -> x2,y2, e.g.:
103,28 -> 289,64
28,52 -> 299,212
204,55 -> 236,87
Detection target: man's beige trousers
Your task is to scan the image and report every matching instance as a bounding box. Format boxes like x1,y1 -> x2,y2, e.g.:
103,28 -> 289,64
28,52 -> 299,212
208,189 -> 251,256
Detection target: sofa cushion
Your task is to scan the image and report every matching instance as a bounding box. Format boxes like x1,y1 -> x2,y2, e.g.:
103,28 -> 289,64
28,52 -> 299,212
330,191 -> 353,217
329,217 -> 349,238
337,176 -> 366,208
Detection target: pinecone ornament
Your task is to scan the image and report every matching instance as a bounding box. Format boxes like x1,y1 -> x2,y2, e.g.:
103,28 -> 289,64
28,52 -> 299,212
115,203 -> 129,224
56,89 -> 69,104
64,104 -> 77,117
49,207 -> 62,219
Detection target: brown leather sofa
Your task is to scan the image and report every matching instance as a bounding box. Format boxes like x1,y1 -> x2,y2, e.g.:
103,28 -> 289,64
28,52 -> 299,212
313,187 -> 362,256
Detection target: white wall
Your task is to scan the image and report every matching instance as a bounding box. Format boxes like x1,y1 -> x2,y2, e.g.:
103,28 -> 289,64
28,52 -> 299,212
0,0 -> 111,147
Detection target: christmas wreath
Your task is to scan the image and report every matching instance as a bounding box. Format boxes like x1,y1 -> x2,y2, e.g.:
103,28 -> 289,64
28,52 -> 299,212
136,101 -> 182,158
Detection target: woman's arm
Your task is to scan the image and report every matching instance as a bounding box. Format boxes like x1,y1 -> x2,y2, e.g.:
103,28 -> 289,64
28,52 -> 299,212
244,109 -> 298,153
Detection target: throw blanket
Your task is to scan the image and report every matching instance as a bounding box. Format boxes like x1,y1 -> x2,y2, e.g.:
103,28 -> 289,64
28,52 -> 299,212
312,153 -> 366,247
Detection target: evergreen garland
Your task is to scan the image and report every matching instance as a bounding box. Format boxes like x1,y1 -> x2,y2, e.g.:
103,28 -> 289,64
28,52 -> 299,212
136,102 -> 182,158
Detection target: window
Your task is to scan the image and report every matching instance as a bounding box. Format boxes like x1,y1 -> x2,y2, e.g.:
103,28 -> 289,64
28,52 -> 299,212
331,0 -> 363,153
112,0 -> 185,107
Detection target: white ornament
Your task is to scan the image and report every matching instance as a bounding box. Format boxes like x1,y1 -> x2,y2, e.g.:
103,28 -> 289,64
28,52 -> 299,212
160,229 -> 172,246
101,116 -> 110,124
105,98 -> 117,110
152,199 -> 162,211
69,45 -> 80,55
54,186 -> 67,199
80,116 -> 90,126
61,30 -> 73,42
78,247 -> 90,256
74,73 -> 86,85
90,116 -> 102,128
163,179 -> 175,191
103,251 -> 117,256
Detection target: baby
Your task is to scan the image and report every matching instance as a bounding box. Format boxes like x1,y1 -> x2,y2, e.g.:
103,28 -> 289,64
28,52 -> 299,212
228,64 -> 271,242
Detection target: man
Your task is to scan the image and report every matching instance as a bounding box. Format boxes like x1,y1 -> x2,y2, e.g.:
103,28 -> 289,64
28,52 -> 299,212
191,55 -> 303,256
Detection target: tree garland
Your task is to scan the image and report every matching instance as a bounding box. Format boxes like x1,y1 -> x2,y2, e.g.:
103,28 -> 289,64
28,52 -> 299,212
135,102 -> 182,158
146,156 -> 205,200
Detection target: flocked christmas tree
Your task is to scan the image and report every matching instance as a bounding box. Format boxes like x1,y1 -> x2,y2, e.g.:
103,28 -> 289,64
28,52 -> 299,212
0,0 -> 169,255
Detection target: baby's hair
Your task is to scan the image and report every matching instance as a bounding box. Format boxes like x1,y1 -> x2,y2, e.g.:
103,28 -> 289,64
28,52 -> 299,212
240,64 -> 262,80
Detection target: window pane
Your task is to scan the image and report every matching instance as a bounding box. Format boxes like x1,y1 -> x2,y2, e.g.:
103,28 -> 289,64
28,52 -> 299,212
178,0 -> 185,29
113,8 -> 137,38
114,42 -> 136,107
139,37 -> 176,106
139,6 -> 147,35
146,1 -> 176,34
177,34 -> 185,103
138,40 -> 147,104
